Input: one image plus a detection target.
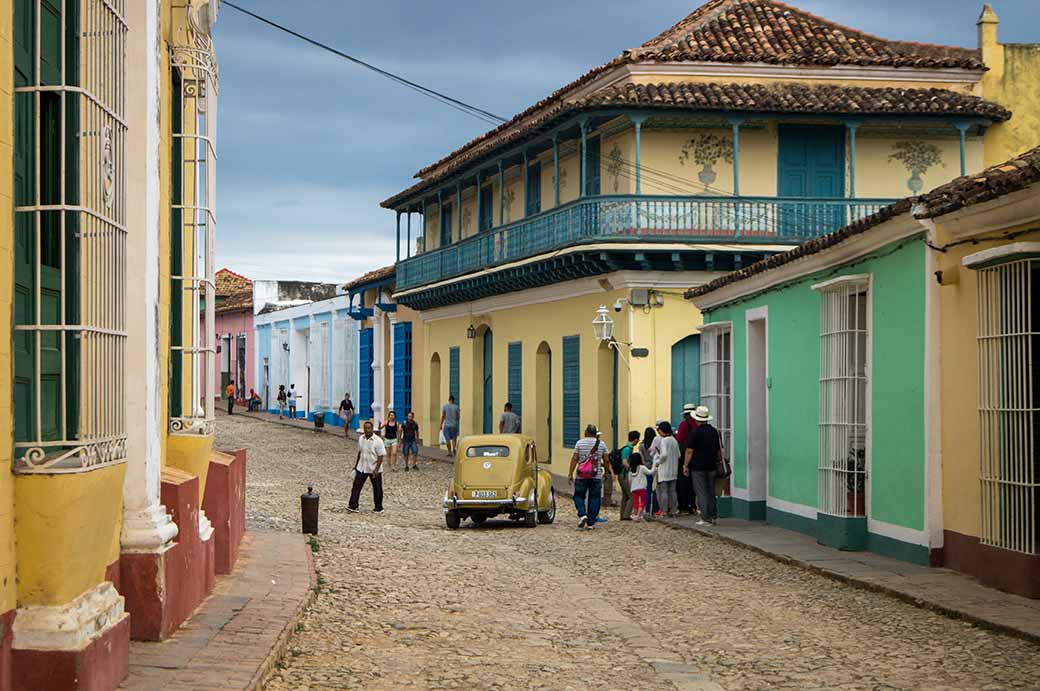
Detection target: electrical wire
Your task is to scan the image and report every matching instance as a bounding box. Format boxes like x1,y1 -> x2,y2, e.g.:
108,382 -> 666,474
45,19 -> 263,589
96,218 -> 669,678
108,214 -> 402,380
222,1 -> 508,127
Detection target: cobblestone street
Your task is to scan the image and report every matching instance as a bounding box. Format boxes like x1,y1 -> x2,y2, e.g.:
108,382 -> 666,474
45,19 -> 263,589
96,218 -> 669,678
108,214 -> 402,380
217,415 -> 1040,691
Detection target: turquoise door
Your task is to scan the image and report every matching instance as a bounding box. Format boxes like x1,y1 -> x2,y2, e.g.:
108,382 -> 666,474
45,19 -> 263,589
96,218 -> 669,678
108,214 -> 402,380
671,335 -> 701,429
777,125 -> 846,236
482,329 -> 494,434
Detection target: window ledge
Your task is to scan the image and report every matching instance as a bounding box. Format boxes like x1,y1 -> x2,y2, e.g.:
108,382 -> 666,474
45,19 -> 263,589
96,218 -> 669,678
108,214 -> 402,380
811,273 -> 871,292
962,242 -> 1040,270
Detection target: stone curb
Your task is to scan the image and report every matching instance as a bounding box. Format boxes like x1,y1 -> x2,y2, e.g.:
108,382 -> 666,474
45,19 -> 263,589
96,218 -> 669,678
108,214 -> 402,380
252,535 -> 319,690
656,519 -> 1040,646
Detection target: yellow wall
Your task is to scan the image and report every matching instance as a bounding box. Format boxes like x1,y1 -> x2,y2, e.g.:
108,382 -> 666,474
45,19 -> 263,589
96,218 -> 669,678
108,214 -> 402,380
14,465 -> 126,606
0,2 -> 17,615
979,13 -> 1040,166
935,222 -> 1040,539
418,285 -> 703,475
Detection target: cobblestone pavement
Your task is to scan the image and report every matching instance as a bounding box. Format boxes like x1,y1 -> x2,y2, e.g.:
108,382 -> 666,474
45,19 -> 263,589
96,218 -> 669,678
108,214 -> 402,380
217,415 -> 1040,691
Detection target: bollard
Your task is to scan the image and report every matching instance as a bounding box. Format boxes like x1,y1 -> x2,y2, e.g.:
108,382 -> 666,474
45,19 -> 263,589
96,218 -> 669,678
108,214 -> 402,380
301,486 -> 319,534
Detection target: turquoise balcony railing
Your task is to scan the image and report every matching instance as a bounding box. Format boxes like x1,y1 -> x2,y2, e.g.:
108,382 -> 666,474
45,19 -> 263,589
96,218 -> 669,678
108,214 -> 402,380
396,194 -> 896,291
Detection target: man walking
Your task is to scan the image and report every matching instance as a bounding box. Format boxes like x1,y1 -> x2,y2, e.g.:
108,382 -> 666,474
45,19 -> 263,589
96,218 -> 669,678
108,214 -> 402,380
440,395 -> 461,456
347,420 -> 386,513
567,424 -> 608,530
499,402 -> 521,434
225,380 -> 235,415
615,430 -> 639,520
654,421 -> 681,517
684,405 -> 720,526
675,403 -> 699,514
288,384 -> 298,419
338,392 -> 355,437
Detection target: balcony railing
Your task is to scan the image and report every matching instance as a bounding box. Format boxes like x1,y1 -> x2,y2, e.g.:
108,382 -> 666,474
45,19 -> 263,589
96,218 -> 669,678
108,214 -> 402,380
396,194 -> 896,291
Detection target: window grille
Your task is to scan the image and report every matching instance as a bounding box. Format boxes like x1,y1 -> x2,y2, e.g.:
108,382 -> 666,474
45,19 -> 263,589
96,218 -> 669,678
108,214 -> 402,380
169,6 -> 217,435
976,259 -> 1039,555
699,325 -> 732,453
13,0 -> 128,473
311,321 -> 330,410
332,318 -> 354,404
816,278 -> 870,518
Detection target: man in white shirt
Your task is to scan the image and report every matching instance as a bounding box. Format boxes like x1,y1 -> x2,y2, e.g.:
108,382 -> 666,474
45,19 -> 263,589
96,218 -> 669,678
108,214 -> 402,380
347,420 -> 386,513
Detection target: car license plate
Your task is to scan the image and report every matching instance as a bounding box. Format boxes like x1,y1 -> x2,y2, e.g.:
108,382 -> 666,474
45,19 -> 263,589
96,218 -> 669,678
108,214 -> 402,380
473,490 -> 497,498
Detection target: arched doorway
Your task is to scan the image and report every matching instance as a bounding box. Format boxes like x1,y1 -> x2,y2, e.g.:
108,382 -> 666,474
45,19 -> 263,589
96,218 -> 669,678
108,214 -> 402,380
482,329 -> 494,434
671,334 -> 701,428
535,342 -> 551,462
429,352 -> 441,433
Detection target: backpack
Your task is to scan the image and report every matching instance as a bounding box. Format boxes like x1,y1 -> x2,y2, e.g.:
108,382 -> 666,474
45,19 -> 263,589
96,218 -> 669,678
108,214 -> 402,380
608,445 -> 628,475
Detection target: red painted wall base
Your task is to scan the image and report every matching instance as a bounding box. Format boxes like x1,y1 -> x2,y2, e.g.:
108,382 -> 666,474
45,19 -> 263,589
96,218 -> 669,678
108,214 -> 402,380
206,448 -> 247,574
11,615 -> 129,691
0,610 -> 14,691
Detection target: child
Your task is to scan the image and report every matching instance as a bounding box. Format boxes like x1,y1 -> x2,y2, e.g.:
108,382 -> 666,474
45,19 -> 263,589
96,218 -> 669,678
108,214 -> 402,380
628,452 -> 657,521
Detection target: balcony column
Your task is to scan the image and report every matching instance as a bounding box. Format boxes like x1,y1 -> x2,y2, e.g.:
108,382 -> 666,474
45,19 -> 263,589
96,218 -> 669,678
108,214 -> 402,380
552,134 -> 560,206
421,198 -> 426,252
954,121 -> 970,176
437,190 -> 444,246
579,118 -> 589,198
395,211 -> 401,263
629,114 -> 648,194
846,120 -> 860,198
456,180 -> 462,240
729,117 -> 744,197
406,210 -> 412,258
498,160 -> 504,226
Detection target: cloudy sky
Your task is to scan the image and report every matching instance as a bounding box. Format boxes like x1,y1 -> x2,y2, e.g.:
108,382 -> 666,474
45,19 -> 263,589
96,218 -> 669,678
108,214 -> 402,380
213,0 -> 1034,282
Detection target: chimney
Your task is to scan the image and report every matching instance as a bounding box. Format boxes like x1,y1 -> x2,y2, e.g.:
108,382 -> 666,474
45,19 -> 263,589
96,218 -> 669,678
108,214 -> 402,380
977,4 -> 1000,65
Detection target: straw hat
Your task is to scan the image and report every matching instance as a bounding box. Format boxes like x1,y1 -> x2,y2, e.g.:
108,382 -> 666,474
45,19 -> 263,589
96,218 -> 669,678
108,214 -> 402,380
693,405 -> 712,422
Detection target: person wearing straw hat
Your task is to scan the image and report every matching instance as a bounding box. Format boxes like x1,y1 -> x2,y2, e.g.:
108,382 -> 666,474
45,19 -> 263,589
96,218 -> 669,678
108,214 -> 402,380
675,403 -> 699,514
684,405 -> 720,525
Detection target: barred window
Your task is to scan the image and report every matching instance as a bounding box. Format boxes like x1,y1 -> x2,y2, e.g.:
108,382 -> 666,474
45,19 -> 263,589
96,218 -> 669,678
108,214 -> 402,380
13,0 -> 127,472
974,257 -> 1039,555
815,276 -> 870,518
169,8 -> 217,435
699,324 -> 732,453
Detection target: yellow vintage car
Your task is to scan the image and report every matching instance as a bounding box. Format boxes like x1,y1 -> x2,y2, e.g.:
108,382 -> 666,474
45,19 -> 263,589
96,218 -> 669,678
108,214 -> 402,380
443,434 -> 557,529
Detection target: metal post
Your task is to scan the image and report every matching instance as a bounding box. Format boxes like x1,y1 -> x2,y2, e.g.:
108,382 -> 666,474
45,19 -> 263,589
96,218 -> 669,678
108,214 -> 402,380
437,190 -> 443,246
522,149 -> 529,218
476,171 -> 483,232
498,160 -> 504,226
395,211 -> 401,263
955,122 -> 970,176
553,134 -> 560,206
630,115 -> 648,195
729,118 -> 743,197
579,119 -> 589,198
846,121 -> 860,198
456,180 -> 462,240
406,210 -> 412,258
421,198 -> 426,252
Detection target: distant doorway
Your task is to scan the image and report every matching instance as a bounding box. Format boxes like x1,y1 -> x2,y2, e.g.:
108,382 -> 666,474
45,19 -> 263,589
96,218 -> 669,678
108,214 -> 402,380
535,342 -> 551,462
482,329 -> 494,434
671,334 -> 701,429
747,311 -> 769,504
429,352 -> 441,433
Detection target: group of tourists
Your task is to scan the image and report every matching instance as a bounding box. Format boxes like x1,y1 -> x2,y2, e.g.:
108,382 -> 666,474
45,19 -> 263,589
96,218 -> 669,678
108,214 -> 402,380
568,403 -> 726,531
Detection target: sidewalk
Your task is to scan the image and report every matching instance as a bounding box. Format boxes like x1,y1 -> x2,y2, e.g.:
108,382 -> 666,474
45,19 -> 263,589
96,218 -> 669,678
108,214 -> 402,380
659,514 -> 1040,643
122,531 -> 315,690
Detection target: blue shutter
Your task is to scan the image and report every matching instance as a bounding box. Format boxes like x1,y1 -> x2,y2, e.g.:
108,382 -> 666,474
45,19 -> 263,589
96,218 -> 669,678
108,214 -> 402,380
526,162 -> 541,216
359,327 -> 374,421
479,186 -> 494,232
585,138 -> 601,196
507,342 -> 522,419
562,335 -> 580,446
440,203 -> 453,246
449,346 -> 460,402
392,322 -> 412,415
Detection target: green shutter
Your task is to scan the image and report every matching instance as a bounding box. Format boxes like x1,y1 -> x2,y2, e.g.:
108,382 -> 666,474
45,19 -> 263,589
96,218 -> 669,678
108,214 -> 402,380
449,346 -> 460,402
169,69 -> 183,417
562,335 -> 580,446
507,341 -> 522,419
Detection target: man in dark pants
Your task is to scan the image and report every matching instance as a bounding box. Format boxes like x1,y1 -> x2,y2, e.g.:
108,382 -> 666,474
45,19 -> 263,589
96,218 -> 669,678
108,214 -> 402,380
675,403 -> 698,514
347,420 -> 386,513
684,405 -> 720,525
225,380 -> 235,415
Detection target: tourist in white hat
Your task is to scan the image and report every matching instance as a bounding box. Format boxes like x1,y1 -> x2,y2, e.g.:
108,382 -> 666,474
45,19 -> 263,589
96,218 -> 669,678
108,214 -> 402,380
675,403 -> 699,514
683,405 -> 721,525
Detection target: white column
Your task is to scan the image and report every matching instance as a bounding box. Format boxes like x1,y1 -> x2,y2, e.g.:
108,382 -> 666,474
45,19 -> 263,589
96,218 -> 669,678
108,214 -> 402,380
122,0 -> 176,553
371,295 -> 386,423
387,311 -> 397,415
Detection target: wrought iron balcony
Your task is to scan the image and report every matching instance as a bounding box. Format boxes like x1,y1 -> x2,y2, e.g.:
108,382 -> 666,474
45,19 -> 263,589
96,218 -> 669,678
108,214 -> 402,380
395,194 -> 896,292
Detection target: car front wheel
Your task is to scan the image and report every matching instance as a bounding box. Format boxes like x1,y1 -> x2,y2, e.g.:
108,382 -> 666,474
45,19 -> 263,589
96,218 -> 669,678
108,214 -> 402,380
445,510 -> 461,530
537,490 -> 556,524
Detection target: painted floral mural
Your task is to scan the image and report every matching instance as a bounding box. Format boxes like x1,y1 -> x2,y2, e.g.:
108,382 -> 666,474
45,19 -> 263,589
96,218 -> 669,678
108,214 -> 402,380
679,133 -> 733,192
503,187 -> 516,222
607,144 -> 624,192
889,141 -> 945,193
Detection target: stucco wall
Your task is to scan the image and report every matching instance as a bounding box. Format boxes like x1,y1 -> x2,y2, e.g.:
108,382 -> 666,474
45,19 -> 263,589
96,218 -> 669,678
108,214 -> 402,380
213,311 -> 255,397
981,39 -> 1040,166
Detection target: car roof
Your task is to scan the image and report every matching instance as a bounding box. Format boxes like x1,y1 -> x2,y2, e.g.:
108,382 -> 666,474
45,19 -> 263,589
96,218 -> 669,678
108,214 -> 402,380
459,434 -> 533,452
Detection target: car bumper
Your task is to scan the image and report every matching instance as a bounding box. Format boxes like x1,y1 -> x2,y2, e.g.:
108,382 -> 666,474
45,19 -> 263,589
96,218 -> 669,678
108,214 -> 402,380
443,493 -> 534,512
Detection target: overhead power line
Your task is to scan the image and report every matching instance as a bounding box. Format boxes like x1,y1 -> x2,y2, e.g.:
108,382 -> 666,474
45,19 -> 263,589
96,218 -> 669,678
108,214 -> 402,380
223,1 -> 508,126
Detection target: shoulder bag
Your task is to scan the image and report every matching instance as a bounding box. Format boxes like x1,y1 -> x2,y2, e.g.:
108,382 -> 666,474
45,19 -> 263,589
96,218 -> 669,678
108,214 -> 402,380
714,429 -> 732,479
577,441 -> 602,480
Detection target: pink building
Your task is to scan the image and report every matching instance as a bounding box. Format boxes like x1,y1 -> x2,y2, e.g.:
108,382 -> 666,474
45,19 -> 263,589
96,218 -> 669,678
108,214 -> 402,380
213,268 -> 255,403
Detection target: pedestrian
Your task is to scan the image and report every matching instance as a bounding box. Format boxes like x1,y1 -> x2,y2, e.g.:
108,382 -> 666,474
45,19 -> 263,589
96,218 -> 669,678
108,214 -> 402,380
684,405 -> 721,526
498,402 -> 521,434
652,421 -> 681,517
225,379 -> 235,415
401,410 -> 420,471
440,395 -> 461,456
627,452 -> 657,521
347,420 -> 385,514
567,424 -> 608,530
612,430 -> 639,520
380,411 -> 400,471
276,385 -> 287,419
639,426 -> 660,517
248,388 -> 261,411
338,393 -> 355,436
288,384 -> 298,419
675,403 -> 699,514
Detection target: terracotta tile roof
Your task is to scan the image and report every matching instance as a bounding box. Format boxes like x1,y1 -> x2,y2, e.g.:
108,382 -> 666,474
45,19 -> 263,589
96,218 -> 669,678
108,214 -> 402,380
216,290 -> 254,315
389,0 -> 985,206
913,144 -> 1040,219
382,82 -> 1009,208
341,264 -> 396,292
685,144 -> 1040,302
215,268 -> 253,314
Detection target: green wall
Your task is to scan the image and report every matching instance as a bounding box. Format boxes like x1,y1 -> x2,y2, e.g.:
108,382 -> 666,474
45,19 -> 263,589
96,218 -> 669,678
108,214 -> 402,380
706,237 -> 926,532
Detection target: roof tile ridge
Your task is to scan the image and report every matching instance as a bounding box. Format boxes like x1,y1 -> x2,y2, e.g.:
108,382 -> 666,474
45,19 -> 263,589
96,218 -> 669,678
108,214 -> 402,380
216,266 -> 252,283
638,0 -> 737,48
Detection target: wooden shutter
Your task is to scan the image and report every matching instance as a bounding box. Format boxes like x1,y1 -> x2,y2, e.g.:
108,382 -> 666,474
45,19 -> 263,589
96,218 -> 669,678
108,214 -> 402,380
526,162 -> 541,216
449,346 -> 460,402
359,328 -> 374,420
508,341 -> 522,419
393,322 -> 413,415
562,336 -> 580,446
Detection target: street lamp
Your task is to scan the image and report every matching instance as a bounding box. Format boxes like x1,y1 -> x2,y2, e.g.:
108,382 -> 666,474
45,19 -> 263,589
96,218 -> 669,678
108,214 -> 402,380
592,305 -> 614,342
466,323 -> 476,339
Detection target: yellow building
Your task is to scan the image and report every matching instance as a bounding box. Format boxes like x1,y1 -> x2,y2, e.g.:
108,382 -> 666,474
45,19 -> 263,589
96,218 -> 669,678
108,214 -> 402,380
0,1 -> 232,688
382,0 -> 1035,483
919,145 -> 1040,597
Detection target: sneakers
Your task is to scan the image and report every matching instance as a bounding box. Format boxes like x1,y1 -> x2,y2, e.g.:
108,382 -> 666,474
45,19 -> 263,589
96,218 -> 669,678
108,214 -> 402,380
346,507 -> 359,513
577,515 -> 588,529
695,520 -> 710,526
373,508 -> 385,514
595,517 -> 608,523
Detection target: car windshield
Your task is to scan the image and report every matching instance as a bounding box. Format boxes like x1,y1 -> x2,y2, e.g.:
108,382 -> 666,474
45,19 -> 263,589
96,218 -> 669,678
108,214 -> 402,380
465,445 -> 511,458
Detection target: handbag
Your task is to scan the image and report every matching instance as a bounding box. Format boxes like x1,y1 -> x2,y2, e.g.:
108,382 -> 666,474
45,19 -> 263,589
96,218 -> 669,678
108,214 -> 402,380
577,441 -> 601,479
714,430 -> 732,479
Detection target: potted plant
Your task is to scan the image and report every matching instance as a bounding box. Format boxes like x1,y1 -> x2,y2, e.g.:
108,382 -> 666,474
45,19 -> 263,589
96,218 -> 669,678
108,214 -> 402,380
845,447 -> 866,515
680,133 -> 734,191
888,141 -> 944,193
